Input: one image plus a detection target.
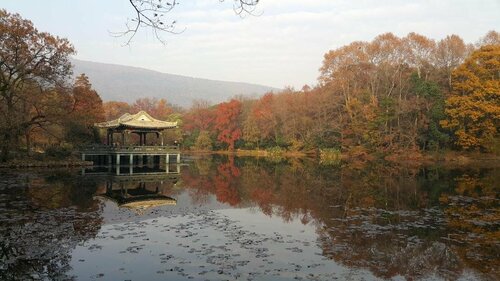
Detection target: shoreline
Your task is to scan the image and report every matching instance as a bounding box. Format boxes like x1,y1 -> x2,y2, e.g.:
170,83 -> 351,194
0,159 -> 93,169
1,150 -> 498,169
185,149 -> 500,166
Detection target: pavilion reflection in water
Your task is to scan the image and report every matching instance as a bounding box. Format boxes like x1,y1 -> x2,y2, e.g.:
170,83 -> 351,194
83,162 -> 181,211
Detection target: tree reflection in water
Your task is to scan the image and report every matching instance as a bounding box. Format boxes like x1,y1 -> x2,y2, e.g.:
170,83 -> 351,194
0,157 -> 498,280
181,155 -> 499,280
0,171 -> 102,280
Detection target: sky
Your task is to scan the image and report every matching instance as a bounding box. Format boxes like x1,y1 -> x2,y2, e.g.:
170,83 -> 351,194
2,0 -> 499,88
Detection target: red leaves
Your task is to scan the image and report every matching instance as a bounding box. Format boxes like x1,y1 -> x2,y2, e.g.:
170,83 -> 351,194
214,99 -> 242,150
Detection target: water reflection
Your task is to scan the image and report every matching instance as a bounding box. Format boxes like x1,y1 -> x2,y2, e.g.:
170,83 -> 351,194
86,163 -> 181,211
0,171 -> 102,280
182,156 -> 499,280
0,156 -> 498,280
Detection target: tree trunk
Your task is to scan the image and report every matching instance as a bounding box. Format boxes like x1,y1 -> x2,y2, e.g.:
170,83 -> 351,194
25,131 -> 31,156
1,131 -> 12,162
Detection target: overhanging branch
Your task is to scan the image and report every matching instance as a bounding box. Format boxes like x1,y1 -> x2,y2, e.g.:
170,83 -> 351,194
114,0 -> 260,45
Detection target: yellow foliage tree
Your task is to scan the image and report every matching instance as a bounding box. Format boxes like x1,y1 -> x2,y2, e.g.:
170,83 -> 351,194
440,45 -> 500,151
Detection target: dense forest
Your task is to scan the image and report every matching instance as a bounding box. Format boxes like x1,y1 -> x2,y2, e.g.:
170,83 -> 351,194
0,9 -> 499,162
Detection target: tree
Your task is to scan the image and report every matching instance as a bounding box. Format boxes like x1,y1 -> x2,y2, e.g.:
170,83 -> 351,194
434,35 -> 470,90
194,130 -> 213,151
476,30 -> 500,47
214,99 -> 242,150
0,9 -> 75,161
403,32 -> 436,79
410,74 -> 449,150
103,101 -> 131,120
64,74 -> 105,144
242,114 -> 261,148
132,97 -> 173,119
440,45 -> 500,151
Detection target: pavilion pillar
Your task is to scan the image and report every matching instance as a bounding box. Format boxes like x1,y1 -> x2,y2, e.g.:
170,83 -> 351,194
160,132 -> 164,146
124,130 -> 130,146
116,154 -> 121,165
166,154 -> 170,164
176,153 -> 180,163
144,133 -> 147,146
129,154 -> 133,166
121,133 -> 125,146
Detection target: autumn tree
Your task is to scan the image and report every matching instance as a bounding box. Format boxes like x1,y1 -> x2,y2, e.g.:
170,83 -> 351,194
214,99 -> 242,150
434,35 -> 471,90
64,74 -> 105,144
183,99 -> 215,132
403,32 -> 436,79
0,9 -> 75,161
132,97 -> 173,119
476,30 -> 500,47
103,101 -> 131,120
194,130 -> 213,151
441,45 -> 500,151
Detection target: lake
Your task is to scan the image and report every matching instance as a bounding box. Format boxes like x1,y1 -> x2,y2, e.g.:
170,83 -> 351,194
0,155 -> 498,280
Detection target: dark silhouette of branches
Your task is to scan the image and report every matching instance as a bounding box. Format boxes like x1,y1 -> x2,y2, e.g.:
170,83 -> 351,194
115,0 -> 260,45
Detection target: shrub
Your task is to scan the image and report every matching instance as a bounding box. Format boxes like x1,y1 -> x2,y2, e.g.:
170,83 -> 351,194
45,145 -> 72,159
194,131 -> 213,151
319,148 -> 341,166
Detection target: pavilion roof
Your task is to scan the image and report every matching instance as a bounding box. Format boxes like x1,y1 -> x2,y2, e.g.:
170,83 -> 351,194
95,111 -> 177,130
99,194 -> 177,209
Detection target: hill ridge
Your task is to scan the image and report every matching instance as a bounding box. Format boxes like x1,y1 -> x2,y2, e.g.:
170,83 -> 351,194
71,58 -> 278,107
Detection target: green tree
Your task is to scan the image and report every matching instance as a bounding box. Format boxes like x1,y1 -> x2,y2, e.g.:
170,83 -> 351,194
410,74 -> 449,150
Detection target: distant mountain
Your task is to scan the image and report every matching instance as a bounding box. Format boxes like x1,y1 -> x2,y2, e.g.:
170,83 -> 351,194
71,59 -> 278,107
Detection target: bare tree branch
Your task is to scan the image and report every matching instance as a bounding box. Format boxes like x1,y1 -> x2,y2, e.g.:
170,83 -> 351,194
113,0 -> 260,45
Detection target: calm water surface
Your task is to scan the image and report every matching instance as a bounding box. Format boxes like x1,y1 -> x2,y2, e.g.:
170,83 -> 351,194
0,155 -> 498,280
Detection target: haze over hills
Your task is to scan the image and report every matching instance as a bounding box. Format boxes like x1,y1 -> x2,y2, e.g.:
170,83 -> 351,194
71,59 -> 279,108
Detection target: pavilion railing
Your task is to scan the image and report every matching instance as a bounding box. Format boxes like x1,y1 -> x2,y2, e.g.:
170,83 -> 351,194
80,145 -> 180,152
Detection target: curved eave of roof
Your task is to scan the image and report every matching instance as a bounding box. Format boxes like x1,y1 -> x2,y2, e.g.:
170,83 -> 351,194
94,123 -> 178,129
121,199 -> 177,209
98,194 -> 177,208
94,110 -> 178,129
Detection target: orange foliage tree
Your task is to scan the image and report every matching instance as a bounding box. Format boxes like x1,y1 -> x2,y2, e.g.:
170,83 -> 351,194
441,45 -> 500,151
103,101 -> 131,120
0,9 -> 75,160
214,99 -> 242,150
65,74 -> 105,144
132,97 -> 174,120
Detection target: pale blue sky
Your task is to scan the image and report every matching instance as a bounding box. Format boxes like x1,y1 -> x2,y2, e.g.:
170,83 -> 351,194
2,0 -> 499,88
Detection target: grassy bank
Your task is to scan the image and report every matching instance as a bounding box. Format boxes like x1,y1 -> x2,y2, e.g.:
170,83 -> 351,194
185,148 -> 500,167
0,155 -> 93,168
